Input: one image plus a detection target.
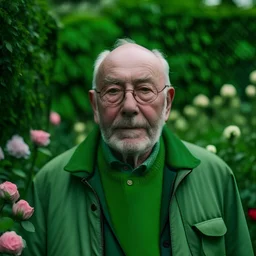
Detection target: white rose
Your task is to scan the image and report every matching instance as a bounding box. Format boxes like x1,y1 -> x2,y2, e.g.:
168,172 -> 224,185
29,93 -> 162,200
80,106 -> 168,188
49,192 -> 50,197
74,122 -> 86,133
223,125 -> 241,140
174,118 -> 188,131
220,84 -> 237,98
245,85 -> 256,98
183,105 -> 197,117
212,96 -> 223,107
193,94 -> 209,108
206,145 -> 217,154
249,70 -> 256,84
169,110 -> 180,121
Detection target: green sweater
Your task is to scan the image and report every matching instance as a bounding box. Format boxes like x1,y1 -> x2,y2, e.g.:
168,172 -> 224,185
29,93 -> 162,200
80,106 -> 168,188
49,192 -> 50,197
97,140 -> 165,256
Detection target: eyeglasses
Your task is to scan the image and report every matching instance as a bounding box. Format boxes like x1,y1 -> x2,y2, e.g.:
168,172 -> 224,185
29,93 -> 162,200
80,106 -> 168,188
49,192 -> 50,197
95,85 -> 169,106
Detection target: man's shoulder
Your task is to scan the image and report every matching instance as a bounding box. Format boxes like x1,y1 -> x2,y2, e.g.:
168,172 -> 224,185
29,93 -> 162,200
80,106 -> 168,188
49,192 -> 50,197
34,147 -> 77,181
183,141 -> 232,176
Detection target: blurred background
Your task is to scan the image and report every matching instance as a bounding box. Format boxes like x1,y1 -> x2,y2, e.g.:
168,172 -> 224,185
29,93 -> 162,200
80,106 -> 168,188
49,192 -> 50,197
0,0 -> 256,251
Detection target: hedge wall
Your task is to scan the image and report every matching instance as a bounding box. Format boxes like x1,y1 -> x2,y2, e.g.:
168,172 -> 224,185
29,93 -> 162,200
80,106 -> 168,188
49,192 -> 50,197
0,0 -> 58,144
52,3 -> 256,122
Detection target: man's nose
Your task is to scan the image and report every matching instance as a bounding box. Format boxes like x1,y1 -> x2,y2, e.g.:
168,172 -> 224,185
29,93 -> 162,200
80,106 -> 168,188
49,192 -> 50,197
121,90 -> 139,117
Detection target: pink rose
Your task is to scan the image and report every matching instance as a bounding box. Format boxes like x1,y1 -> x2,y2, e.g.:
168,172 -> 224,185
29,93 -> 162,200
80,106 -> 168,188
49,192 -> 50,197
0,146 -> 4,160
0,181 -> 20,202
30,130 -> 50,146
12,199 -> 34,220
50,111 -> 61,125
0,231 -> 24,256
6,135 -> 30,159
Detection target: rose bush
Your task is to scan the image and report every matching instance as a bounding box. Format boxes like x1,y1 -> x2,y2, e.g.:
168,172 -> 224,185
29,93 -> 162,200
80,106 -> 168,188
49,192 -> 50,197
0,181 -> 34,256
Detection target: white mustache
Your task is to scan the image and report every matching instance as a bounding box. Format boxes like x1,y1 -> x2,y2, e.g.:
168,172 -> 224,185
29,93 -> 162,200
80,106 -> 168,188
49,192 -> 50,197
112,119 -> 149,129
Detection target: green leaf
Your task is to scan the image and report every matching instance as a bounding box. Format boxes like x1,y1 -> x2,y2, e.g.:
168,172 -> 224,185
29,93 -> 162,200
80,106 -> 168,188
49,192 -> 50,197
38,147 -> 52,157
5,42 -> 13,53
21,221 -> 35,233
12,169 -> 27,178
0,217 -> 14,232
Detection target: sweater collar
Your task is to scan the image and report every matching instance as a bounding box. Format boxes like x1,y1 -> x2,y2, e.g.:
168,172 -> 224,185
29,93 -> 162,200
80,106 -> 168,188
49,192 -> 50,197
64,125 -> 200,177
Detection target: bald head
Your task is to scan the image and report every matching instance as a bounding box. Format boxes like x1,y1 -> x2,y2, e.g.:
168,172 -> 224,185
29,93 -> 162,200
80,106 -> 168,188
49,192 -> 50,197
92,39 -> 171,89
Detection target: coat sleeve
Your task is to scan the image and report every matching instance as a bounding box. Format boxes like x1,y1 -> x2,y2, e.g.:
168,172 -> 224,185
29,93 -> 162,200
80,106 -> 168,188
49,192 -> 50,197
21,176 -> 47,256
224,167 -> 254,255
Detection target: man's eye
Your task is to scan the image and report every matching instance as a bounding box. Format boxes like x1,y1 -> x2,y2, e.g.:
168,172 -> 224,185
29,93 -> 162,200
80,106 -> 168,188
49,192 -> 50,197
137,87 -> 153,94
105,88 -> 122,95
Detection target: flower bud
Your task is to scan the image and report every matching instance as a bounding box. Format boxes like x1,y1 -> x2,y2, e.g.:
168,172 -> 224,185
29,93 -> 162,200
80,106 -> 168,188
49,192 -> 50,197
206,145 -> 217,154
50,111 -> 61,126
12,199 -> 34,220
0,181 -> 20,202
30,130 -> 50,146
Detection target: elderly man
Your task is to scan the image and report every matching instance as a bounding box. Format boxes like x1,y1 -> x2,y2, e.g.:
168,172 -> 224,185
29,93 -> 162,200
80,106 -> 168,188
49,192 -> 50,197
23,39 -> 253,256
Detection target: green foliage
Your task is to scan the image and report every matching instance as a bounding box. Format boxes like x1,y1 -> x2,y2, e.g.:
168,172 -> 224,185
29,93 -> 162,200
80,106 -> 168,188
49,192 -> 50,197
53,3 -> 256,123
0,0 -> 58,145
53,14 -> 122,121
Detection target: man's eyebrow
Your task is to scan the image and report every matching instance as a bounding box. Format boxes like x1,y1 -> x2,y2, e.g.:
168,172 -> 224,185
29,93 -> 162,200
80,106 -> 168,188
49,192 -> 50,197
103,76 -> 123,85
133,76 -> 154,84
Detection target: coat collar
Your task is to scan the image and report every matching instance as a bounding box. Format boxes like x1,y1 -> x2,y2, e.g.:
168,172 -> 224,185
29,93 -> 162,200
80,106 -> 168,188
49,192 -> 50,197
64,125 -> 200,178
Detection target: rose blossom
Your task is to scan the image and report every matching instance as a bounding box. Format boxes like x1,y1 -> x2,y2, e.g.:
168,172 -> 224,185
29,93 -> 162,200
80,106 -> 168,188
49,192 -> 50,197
223,125 -> 241,140
12,199 -> 34,220
248,208 -> 256,221
245,85 -> 256,98
220,84 -> 237,98
50,111 -> 61,125
30,130 -> 50,146
193,94 -> 209,108
206,145 -> 217,154
249,70 -> 256,84
0,181 -> 20,202
6,135 -> 30,159
0,147 -> 4,160
0,231 -> 24,256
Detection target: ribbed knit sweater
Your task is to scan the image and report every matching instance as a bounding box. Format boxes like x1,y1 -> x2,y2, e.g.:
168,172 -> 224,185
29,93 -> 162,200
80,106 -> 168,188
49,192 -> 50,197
97,141 -> 165,256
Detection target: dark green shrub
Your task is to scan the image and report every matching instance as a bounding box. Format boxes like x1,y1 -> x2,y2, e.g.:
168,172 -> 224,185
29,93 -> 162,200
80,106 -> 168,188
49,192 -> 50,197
53,3 -> 256,123
52,14 -> 122,121
0,0 -> 58,144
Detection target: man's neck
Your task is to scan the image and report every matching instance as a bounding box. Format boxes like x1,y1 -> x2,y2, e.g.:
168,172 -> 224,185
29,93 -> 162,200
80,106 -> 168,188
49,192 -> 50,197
111,149 -> 153,168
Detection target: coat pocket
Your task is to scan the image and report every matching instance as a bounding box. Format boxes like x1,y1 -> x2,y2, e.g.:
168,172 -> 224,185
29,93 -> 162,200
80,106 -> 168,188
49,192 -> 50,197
193,217 -> 227,256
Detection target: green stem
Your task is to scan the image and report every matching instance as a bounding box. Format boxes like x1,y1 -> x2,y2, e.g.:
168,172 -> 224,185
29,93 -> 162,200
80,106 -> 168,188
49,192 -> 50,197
0,200 -> 5,216
24,144 -> 38,198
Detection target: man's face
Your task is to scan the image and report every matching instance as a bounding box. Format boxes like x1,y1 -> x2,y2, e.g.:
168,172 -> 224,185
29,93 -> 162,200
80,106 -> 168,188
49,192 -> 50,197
90,44 -> 174,156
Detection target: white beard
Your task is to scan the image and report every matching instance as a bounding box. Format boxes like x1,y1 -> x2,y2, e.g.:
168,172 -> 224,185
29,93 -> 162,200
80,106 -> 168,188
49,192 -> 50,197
99,101 -> 167,157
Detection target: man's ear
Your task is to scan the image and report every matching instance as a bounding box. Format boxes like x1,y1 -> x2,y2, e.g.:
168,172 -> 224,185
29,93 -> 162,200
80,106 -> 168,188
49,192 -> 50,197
164,87 -> 175,122
89,90 -> 99,124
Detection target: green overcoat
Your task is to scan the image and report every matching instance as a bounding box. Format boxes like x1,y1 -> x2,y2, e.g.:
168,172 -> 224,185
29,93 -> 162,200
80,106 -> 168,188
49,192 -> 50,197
22,126 -> 254,256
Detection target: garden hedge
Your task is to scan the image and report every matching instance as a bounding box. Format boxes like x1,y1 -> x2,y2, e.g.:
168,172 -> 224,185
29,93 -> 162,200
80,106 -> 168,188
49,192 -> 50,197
0,0 -> 58,145
52,2 -> 256,122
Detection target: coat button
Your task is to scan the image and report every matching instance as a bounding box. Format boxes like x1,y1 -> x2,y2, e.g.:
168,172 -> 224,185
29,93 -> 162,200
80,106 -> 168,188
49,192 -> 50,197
163,240 -> 170,248
91,204 -> 97,211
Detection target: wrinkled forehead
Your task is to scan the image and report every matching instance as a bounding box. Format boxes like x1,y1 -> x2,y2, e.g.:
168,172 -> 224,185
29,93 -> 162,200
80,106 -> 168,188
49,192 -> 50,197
97,44 -> 164,80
